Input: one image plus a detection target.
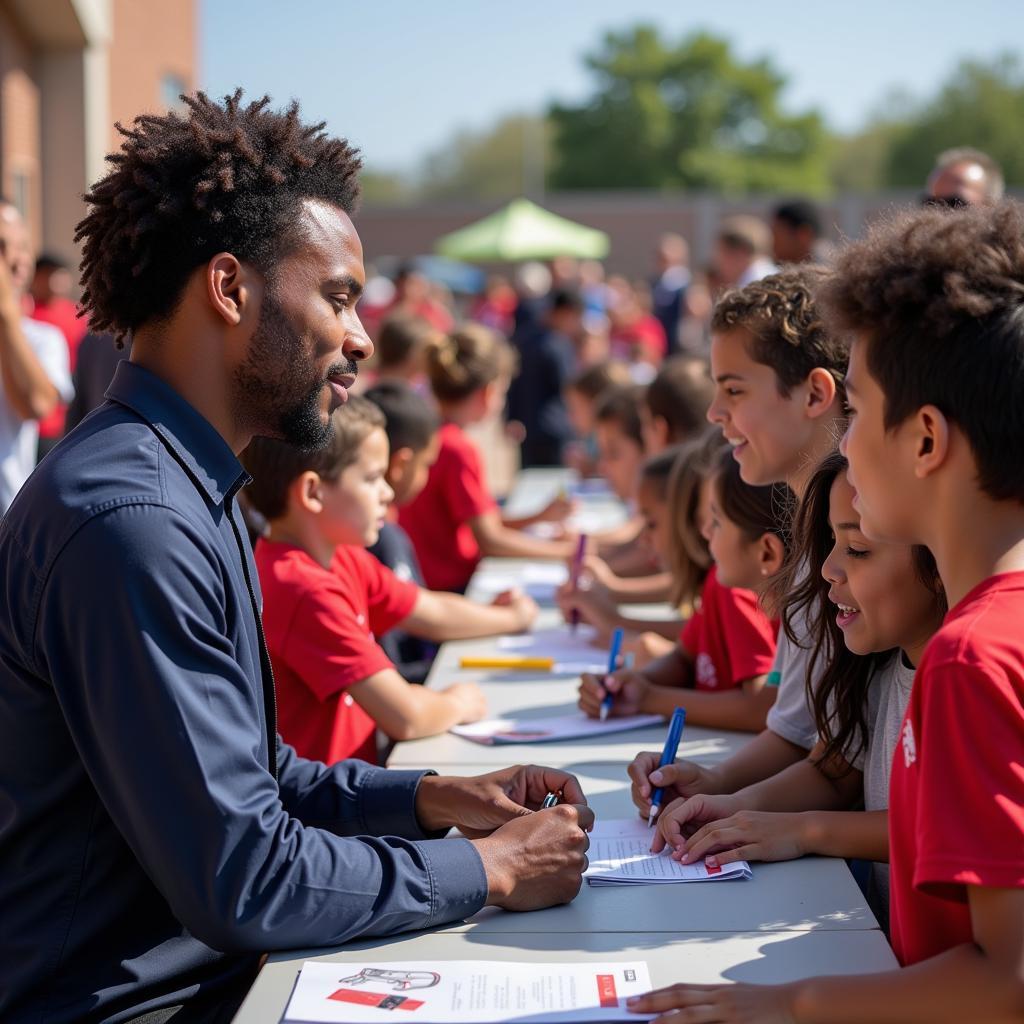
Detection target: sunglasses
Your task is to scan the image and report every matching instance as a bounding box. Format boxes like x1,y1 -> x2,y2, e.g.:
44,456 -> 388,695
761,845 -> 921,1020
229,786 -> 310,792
920,194 -> 969,209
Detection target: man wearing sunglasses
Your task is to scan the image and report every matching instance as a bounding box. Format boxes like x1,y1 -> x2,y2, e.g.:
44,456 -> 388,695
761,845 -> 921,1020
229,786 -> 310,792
922,146 -> 1004,208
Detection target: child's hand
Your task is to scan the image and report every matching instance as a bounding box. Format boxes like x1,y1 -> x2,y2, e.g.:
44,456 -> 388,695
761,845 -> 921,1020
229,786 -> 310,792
653,793 -> 742,854
443,681 -> 487,724
556,573 -> 617,630
535,493 -> 576,524
621,632 -> 674,670
491,588 -> 539,631
626,753 -> 721,819
577,670 -> 650,719
577,554 -> 617,587
675,810 -> 810,868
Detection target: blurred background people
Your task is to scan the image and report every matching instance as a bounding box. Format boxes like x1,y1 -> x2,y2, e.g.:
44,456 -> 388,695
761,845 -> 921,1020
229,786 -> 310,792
923,146 -> 1004,207
0,201 -> 72,511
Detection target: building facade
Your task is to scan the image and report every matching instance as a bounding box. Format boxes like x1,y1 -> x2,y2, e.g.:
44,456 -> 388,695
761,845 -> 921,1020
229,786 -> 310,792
0,0 -> 195,273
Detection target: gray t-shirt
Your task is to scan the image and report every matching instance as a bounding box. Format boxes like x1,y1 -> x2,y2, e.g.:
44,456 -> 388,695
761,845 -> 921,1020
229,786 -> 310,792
857,652 -> 916,928
765,597 -> 820,750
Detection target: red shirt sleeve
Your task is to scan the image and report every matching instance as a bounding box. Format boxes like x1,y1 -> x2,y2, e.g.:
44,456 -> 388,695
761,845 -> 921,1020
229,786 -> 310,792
280,581 -> 397,700
351,547 -> 419,636
911,660 -> 1024,898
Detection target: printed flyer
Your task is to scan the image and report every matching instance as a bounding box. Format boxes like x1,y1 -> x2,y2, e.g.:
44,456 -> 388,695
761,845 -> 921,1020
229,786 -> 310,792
282,960 -> 656,1023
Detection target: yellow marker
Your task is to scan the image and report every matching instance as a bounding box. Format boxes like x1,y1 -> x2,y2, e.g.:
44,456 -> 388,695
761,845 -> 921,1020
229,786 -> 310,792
459,656 -> 554,670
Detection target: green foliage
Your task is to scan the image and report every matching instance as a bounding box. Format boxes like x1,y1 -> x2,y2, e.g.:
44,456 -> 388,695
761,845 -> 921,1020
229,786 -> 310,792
417,115 -> 551,201
548,26 -> 829,194
359,169 -> 415,206
358,30 -> 1022,205
882,55 -> 1024,188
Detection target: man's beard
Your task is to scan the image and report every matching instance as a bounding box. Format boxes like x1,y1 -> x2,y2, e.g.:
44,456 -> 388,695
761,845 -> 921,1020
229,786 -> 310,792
236,290 -> 355,451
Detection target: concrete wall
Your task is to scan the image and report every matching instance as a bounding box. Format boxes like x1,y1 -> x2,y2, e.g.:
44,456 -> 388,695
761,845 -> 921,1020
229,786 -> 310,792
351,191 -> 930,272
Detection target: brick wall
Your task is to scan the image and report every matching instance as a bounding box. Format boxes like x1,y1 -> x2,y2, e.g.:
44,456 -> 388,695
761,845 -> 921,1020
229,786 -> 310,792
107,0 -> 195,146
0,3 -> 41,245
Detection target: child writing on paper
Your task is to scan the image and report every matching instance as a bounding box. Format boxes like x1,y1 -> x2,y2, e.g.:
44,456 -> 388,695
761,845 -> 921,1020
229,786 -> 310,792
626,268 -> 850,809
626,197 -> 1024,1024
583,358 -> 714,586
557,441 -> 710,666
652,451 -> 946,930
578,443 -> 784,732
399,324 -> 578,593
243,397 -> 539,765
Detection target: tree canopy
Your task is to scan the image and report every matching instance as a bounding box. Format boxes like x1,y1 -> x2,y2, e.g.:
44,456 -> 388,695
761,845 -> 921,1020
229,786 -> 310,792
882,55 -> 1024,189
548,26 -> 830,194
356,26 -> 1022,203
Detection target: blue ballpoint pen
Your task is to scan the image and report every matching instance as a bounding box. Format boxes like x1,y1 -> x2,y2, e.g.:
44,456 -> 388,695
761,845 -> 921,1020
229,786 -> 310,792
647,707 -> 687,827
598,627 -> 624,721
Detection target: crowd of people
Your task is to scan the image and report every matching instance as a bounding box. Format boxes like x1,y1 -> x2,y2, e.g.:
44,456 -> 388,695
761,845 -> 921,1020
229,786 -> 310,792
0,86 -> 1020,1024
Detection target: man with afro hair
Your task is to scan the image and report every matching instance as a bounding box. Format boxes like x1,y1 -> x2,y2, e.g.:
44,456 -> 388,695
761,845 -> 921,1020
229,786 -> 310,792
0,92 -> 592,1024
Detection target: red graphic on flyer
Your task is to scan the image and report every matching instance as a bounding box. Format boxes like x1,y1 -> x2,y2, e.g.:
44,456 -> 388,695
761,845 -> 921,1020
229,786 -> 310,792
328,968 -> 440,1012
596,974 -> 618,1008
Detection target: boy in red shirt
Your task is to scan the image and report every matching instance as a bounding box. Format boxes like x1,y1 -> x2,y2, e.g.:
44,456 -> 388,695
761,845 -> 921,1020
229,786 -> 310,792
243,396 -> 538,765
627,204 -> 1024,1020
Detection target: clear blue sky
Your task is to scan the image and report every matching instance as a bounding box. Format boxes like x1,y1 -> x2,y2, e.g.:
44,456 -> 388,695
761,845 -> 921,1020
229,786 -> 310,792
201,0 -> 1023,173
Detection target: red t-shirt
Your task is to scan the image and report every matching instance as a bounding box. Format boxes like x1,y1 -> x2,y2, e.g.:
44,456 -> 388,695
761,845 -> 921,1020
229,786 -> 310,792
30,298 -> 87,439
679,566 -> 778,691
610,314 -> 668,364
398,422 -> 497,592
255,539 -> 419,765
888,571 -> 1024,966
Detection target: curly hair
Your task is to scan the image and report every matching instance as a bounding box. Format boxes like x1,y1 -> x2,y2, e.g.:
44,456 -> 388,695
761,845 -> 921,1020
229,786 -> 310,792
425,323 -> 515,403
817,201 -> 1024,503
76,90 -> 362,339
711,266 -> 847,397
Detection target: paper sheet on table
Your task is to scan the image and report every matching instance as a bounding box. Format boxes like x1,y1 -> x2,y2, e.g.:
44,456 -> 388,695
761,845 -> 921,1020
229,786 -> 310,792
472,563 -> 568,601
451,712 -> 663,745
494,626 -> 607,674
585,818 -> 752,886
283,959 -> 656,1023
526,507 -> 622,537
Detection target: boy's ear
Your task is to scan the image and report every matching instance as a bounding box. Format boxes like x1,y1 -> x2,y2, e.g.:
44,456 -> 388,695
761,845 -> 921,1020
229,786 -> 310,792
758,532 -> 786,578
912,405 -> 950,480
804,368 -> 838,419
293,470 -> 325,514
388,447 -> 414,482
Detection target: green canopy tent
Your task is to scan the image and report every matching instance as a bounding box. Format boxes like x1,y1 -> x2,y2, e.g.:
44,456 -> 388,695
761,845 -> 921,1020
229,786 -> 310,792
435,197 -> 610,262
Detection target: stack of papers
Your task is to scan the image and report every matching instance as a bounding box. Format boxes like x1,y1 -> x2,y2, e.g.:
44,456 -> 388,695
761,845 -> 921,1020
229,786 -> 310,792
284,960 -> 656,1023
451,712 -> 664,745
585,819 -> 752,886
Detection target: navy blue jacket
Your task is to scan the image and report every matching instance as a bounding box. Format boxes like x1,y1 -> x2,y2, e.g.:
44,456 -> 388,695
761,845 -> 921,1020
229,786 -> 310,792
0,362 -> 487,1023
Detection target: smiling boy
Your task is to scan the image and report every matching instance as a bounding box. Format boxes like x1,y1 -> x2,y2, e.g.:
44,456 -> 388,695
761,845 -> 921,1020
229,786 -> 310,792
244,396 -> 540,763
629,268 -> 850,809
